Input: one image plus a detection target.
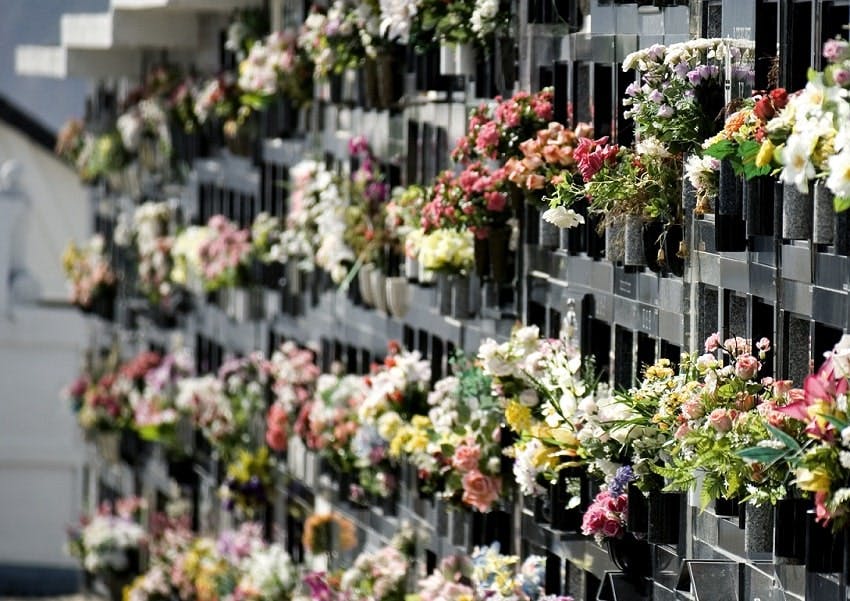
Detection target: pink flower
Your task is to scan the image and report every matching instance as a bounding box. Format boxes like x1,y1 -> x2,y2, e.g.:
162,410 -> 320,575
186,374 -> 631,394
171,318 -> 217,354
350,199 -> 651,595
704,332 -> 721,352
708,408 -> 734,433
475,122 -> 500,153
734,355 -> 760,380
674,422 -> 690,439
525,174 -> 546,190
601,518 -> 622,538
681,398 -> 704,420
452,442 -> 481,473
461,470 -> 501,512
485,191 -> 507,212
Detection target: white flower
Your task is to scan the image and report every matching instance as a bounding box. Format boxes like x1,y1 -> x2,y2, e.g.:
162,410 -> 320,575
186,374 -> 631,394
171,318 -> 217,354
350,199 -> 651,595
542,205 -> 585,229
635,136 -> 672,158
779,132 -> 817,192
379,0 -> 417,44
827,150 -> 850,201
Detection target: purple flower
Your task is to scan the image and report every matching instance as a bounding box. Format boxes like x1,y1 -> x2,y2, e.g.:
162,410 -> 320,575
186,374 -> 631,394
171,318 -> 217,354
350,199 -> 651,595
647,44 -> 665,61
686,69 -> 702,85
609,465 -> 635,497
834,68 -> 850,86
348,135 -> 369,156
824,38 -> 850,63
656,104 -> 674,118
648,89 -> 664,104
674,61 -> 690,79
625,81 -> 640,97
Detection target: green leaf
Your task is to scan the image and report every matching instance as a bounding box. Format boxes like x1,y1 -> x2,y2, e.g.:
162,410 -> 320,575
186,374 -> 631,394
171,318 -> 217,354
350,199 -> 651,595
819,413 -> 850,431
737,446 -> 786,463
703,140 -> 736,161
765,423 -> 801,452
834,194 -> 850,213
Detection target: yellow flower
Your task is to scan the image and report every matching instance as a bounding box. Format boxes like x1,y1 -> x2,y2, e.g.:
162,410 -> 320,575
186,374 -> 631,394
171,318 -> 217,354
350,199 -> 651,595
505,400 -> 532,432
531,444 -> 559,470
389,429 -> 411,458
796,467 -> 831,492
406,431 -> 429,453
411,415 -> 431,429
755,139 -> 774,168
550,427 -> 578,447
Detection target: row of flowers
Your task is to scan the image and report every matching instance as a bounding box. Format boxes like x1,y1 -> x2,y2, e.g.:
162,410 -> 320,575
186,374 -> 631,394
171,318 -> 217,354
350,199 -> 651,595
69,496 -> 570,601
68,309 -> 850,535
56,0 -> 511,186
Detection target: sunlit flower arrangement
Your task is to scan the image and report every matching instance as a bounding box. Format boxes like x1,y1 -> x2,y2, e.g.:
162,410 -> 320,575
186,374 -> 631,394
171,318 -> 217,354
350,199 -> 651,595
197,215 -> 253,292
131,347 -> 194,444
239,29 -> 313,109
265,342 -> 321,452
413,0 -> 510,47
581,466 -> 632,543
470,544 -> 550,601
452,89 -> 555,164
418,228 -> 475,274
479,325 -> 599,499
753,336 -> 850,528
656,336 -> 802,506
302,512 -> 358,556
392,354 -> 504,512
61,234 -> 116,309
298,1 -> 375,79
67,496 -> 146,575
220,446 -> 275,518
339,528 -> 414,601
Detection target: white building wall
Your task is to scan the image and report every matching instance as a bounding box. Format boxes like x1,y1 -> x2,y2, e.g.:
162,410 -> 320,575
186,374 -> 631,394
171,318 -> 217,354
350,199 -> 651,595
0,121 -> 89,584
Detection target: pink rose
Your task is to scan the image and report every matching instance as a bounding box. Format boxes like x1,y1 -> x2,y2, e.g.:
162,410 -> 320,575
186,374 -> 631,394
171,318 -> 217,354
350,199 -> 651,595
266,425 -> 287,451
581,507 -> 606,534
606,494 -> 627,513
708,408 -> 734,433
485,191 -> 507,212
681,398 -> 704,420
674,422 -> 690,439
704,332 -> 721,352
601,518 -> 622,538
452,443 -> 481,473
461,470 -> 501,512
735,355 -> 760,380
525,174 -> 546,190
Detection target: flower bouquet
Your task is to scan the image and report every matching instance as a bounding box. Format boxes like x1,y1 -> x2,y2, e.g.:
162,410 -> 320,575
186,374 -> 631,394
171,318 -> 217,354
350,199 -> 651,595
219,446 -> 275,518
265,342 -> 320,452
197,215 -> 254,292
61,234 -> 116,311
67,496 -> 147,598
130,347 -> 194,449
239,28 -> 313,110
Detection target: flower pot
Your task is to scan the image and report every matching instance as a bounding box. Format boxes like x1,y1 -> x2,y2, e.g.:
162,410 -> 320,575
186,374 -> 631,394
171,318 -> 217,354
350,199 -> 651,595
606,533 -> 652,578
439,43 -> 475,77
647,491 -> 681,545
369,268 -> 388,313
805,509 -> 844,573
376,53 -> 399,109
488,225 -> 513,284
626,484 -> 648,535
474,235 -> 491,279
744,502 -> 773,556
717,159 -> 741,216
744,176 -> 774,237
358,263 -> 376,307
539,213 -> 560,249
606,216 -> 626,263
95,431 -> 121,464
418,261 -> 436,285
836,209 -> 850,256
623,215 -> 646,266
362,59 -> 379,109
774,497 -> 808,564
404,255 -> 419,282
328,73 -> 343,104
437,272 -> 467,316
385,277 -> 411,318
782,183 -> 812,240
813,181 -> 835,244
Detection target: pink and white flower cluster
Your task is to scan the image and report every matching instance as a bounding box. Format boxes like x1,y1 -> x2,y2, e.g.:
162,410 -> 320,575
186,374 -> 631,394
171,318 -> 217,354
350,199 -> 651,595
581,489 -> 627,543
